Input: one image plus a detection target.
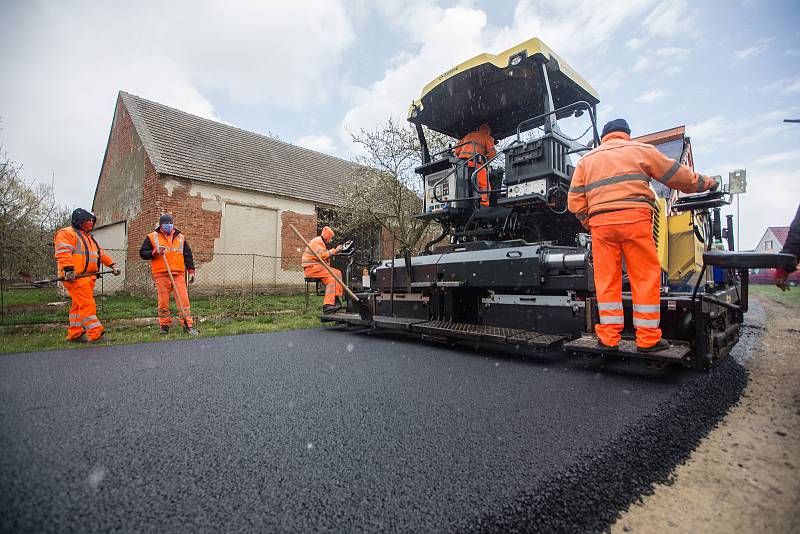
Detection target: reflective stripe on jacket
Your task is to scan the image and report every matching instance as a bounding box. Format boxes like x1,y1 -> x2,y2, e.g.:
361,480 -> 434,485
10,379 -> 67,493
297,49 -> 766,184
567,131 -> 716,225
301,235 -> 336,268
148,231 -> 186,274
54,226 -> 113,275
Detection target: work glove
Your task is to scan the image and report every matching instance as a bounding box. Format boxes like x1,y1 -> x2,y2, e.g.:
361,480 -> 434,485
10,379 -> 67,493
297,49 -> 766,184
63,267 -> 75,281
775,268 -> 790,291
152,246 -> 167,258
188,269 -> 195,284
709,175 -> 722,191
111,264 -> 121,276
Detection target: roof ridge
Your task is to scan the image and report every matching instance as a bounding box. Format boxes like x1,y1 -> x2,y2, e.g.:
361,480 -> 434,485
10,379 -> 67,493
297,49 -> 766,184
118,90 -> 355,167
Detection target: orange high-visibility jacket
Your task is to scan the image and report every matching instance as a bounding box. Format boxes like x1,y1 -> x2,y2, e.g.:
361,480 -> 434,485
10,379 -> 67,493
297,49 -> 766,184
301,236 -> 337,268
454,130 -> 497,161
568,131 -> 716,225
147,231 -> 186,275
54,226 -> 114,276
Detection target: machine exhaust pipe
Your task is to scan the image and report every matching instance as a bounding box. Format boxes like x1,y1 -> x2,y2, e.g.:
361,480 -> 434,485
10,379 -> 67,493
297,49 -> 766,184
542,252 -> 587,270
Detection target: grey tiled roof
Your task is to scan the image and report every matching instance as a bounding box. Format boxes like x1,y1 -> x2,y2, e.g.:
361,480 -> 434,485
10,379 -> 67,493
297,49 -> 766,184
120,91 -> 354,206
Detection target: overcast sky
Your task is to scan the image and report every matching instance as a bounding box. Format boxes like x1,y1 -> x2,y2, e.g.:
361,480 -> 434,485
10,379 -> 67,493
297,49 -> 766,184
1,0 -> 798,248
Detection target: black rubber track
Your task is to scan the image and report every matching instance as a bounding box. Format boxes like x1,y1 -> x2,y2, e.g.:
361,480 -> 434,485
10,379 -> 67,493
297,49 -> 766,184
0,305 -> 761,533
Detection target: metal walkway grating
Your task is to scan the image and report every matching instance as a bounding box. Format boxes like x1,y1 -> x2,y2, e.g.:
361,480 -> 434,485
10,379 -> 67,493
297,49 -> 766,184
563,335 -> 691,363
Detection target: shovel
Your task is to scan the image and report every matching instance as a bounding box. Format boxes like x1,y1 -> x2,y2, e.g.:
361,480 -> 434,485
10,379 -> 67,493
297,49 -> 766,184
289,224 -> 373,321
20,270 -> 116,288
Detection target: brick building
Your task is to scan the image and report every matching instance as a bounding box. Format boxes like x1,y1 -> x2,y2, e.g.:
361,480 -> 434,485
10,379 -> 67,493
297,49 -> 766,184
92,91 -> 360,289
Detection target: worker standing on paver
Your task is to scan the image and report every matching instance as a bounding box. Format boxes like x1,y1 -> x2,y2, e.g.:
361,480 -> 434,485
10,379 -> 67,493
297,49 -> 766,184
455,123 -> 497,206
301,226 -> 348,314
139,214 -> 198,336
568,119 -> 719,352
775,203 -> 800,290
54,208 -> 120,342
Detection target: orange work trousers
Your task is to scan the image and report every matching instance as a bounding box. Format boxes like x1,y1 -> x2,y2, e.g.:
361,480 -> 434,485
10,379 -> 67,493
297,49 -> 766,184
64,276 -> 104,341
154,273 -> 193,328
462,159 -> 489,206
303,264 -> 343,306
591,217 -> 662,348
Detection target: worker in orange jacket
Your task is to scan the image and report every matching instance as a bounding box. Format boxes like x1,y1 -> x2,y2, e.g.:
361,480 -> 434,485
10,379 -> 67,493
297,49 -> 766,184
301,226 -> 350,314
455,123 -> 497,206
139,214 -> 198,336
568,119 -> 719,352
53,208 -> 120,342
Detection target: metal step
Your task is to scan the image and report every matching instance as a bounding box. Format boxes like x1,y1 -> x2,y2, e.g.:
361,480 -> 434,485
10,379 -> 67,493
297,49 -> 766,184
507,331 -> 567,349
372,316 -> 430,331
320,312 -> 373,326
563,335 -> 691,364
411,321 -> 562,347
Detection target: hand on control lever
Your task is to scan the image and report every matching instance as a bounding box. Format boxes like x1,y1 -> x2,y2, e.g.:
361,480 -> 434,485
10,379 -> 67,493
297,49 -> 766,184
111,265 -> 121,276
709,175 -> 722,191
63,268 -> 75,281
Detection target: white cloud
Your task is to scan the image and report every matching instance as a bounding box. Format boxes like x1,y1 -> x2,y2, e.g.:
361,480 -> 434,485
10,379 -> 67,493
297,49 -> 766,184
626,38 -> 646,50
633,47 -> 691,75
295,134 -> 337,155
734,38 -> 772,61
636,90 -> 668,103
751,149 -> 800,166
688,109 -> 798,156
340,0 -> 661,143
785,49 -> 800,57
0,0 -> 355,208
643,0 -> 697,38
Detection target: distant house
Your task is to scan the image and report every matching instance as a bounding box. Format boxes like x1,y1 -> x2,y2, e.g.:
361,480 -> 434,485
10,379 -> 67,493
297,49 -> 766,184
91,91 -> 361,290
753,227 -> 789,253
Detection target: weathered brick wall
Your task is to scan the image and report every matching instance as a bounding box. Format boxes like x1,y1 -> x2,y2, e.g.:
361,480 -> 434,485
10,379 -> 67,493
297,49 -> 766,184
127,170 -> 223,264
281,211 -> 317,270
93,95 -> 147,227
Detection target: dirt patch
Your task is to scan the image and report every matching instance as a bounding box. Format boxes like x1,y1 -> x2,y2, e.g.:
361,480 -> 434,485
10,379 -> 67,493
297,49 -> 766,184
612,295 -> 800,533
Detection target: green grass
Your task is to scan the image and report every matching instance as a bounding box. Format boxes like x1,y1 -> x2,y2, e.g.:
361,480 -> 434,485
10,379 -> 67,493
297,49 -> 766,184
1,290 -> 317,325
0,292 -> 328,354
749,283 -> 800,308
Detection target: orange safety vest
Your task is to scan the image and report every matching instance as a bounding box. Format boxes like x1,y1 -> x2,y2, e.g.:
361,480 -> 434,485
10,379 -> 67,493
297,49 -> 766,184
568,131 -> 716,225
54,226 -> 110,276
301,235 -> 336,268
148,231 -> 186,275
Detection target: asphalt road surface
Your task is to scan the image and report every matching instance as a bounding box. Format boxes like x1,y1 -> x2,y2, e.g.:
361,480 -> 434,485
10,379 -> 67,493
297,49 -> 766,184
0,320 -> 753,533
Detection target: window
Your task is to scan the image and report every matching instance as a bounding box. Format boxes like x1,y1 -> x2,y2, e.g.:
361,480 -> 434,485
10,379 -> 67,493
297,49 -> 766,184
764,240 -> 773,250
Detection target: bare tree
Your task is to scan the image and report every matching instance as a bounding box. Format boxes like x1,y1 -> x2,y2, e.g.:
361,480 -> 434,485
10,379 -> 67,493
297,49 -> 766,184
330,118 -> 453,257
0,145 -> 70,280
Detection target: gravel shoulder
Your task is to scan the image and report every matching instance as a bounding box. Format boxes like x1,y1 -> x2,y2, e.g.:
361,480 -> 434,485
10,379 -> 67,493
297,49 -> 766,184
612,294 -> 800,533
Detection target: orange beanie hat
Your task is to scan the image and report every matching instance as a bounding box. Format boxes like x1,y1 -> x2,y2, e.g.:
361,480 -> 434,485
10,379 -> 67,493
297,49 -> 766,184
321,226 -> 334,241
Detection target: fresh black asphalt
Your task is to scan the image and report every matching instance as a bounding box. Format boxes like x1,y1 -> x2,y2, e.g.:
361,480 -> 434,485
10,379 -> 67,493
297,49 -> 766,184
0,305 -> 761,533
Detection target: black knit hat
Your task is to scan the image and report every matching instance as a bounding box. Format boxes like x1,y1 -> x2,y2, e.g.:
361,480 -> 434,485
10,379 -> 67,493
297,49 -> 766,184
71,208 -> 96,228
601,119 -> 631,138
159,214 -> 174,225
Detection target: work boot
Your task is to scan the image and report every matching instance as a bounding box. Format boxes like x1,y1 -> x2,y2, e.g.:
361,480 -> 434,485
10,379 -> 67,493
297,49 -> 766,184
596,339 -> 619,351
334,296 -> 342,307
88,332 -> 105,343
159,326 -> 170,335
184,326 -> 199,336
638,338 -> 670,353
322,304 -> 342,315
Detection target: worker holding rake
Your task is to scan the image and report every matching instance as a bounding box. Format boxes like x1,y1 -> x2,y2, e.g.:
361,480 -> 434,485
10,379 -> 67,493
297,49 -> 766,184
139,214 -> 198,336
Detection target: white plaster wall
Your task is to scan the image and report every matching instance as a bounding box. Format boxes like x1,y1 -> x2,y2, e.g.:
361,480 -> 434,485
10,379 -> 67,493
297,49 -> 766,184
187,182 -> 316,287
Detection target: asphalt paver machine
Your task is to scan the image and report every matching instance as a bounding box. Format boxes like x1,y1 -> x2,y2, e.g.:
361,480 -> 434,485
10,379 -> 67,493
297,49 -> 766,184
325,37 -> 795,370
